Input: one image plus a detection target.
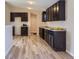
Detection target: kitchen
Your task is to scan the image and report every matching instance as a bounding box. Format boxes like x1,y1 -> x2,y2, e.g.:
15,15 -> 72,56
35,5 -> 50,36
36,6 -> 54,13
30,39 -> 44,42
5,0 -> 74,59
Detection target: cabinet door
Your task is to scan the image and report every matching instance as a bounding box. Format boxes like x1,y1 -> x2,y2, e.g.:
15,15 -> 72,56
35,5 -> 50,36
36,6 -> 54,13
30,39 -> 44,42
49,34 -> 53,48
54,1 -> 65,21
50,6 -> 53,21
13,26 -> 15,36
52,5 -> 54,21
53,4 -> 55,20
53,3 -> 58,20
53,31 -> 66,51
56,2 -> 60,20
46,9 -> 48,21
48,8 -> 50,21
10,13 -> 15,22
39,28 -> 42,38
42,11 -> 46,22
39,28 -> 41,37
49,7 -> 53,21
48,7 -> 51,21
59,1 -> 65,20
45,1 -> 65,21
21,27 -> 28,36
46,8 -> 50,21
21,13 -> 28,21
52,1 -> 65,21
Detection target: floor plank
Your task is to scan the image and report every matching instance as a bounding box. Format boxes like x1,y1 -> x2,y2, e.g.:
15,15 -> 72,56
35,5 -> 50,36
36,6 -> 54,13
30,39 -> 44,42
6,35 -> 74,59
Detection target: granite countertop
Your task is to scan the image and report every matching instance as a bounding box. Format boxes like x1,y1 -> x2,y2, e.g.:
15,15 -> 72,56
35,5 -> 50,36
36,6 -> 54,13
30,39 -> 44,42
40,26 -> 66,31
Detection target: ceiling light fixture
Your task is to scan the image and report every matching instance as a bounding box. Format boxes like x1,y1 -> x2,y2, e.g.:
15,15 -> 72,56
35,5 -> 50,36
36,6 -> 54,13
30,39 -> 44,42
27,1 -> 35,4
27,7 -> 32,10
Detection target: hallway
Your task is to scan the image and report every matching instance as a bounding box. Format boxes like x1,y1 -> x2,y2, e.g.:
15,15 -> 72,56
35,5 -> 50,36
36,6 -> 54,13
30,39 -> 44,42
6,35 -> 73,59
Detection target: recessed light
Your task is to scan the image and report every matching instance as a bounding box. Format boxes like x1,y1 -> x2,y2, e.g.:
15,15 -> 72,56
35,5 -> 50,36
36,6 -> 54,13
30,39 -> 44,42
27,7 -> 32,10
27,1 -> 35,4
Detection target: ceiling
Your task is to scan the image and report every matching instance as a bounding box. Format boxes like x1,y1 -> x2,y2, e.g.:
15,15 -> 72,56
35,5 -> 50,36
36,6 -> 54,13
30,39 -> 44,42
5,0 -> 59,11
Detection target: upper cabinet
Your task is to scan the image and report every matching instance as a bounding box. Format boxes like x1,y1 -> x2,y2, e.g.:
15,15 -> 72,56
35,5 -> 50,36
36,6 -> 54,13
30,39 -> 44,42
42,11 -> 47,22
10,12 -> 28,22
42,0 -> 65,22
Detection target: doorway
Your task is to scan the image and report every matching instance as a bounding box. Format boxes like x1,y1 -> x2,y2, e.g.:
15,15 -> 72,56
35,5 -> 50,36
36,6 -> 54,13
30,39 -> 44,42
30,13 -> 38,35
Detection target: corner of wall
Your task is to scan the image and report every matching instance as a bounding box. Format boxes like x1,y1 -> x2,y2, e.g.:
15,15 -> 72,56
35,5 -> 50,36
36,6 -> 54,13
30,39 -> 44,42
66,50 -> 74,57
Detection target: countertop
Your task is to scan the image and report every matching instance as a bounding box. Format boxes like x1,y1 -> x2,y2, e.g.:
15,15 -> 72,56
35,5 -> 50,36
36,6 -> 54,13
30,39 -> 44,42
40,26 -> 66,31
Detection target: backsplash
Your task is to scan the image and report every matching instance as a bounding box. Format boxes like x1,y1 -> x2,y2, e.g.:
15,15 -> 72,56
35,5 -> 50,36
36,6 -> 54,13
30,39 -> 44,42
41,21 -> 66,28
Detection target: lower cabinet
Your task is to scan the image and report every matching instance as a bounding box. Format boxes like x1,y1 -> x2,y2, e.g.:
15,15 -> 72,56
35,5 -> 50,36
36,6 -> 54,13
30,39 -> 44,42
12,26 -> 28,36
49,32 -> 54,47
39,28 -> 66,51
13,26 -> 15,36
21,27 -> 28,36
39,28 -> 45,39
44,29 -> 48,42
53,31 -> 66,51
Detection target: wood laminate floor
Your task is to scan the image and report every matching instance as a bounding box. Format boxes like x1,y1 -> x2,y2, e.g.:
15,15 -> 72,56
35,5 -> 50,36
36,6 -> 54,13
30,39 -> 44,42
6,35 -> 73,59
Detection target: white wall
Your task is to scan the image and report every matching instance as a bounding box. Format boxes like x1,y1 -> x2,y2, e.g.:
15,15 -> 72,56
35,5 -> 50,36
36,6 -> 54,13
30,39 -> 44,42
5,3 -> 13,56
5,3 -> 42,35
5,2 -> 12,25
65,0 -> 74,56
5,25 -> 13,56
42,0 -> 74,56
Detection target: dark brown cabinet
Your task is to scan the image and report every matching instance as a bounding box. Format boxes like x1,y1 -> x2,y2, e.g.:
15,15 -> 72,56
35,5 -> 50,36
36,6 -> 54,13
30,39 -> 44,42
46,9 -> 49,21
43,0 -> 65,21
52,31 -> 66,51
42,11 -> 47,22
46,7 -> 52,21
52,1 -> 65,21
10,12 -> 28,22
39,28 -> 66,51
12,26 -> 15,36
21,27 -> 28,36
39,28 -> 42,37
39,28 -> 45,39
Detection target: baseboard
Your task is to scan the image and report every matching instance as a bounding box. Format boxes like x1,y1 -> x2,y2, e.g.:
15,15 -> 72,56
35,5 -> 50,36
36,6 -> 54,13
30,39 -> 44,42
5,44 -> 13,56
66,50 -> 74,57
